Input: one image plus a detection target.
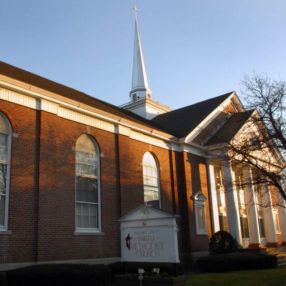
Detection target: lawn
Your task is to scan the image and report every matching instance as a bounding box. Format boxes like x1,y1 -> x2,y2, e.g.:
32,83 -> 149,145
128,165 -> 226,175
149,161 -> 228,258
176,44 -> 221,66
187,268 -> 286,286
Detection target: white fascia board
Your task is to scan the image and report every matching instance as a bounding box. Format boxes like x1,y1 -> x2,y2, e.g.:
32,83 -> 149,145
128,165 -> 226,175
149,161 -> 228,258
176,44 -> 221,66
0,81 -> 185,151
184,92 -> 240,143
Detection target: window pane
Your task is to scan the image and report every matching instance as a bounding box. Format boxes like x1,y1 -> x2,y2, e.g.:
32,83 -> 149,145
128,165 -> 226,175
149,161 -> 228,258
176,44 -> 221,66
76,177 -> 98,203
219,215 -> 229,232
240,217 -> 249,238
0,195 -> 5,225
0,134 -> 8,163
197,205 -> 205,231
274,210 -> 281,233
89,204 -> 98,228
259,218 -> 266,237
0,133 -> 7,147
0,164 -> 7,194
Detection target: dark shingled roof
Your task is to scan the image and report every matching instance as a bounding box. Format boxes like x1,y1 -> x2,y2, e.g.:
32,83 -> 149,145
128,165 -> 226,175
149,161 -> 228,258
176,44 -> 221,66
205,110 -> 255,146
0,61 -> 167,131
150,92 -> 233,138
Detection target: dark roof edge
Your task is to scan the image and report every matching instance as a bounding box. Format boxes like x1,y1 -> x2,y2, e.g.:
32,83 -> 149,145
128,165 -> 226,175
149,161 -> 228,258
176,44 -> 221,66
0,61 -> 170,133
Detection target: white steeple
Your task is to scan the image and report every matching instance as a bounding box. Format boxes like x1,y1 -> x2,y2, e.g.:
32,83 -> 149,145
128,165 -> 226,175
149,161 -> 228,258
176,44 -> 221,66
121,6 -> 171,119
130,6 -> 152,101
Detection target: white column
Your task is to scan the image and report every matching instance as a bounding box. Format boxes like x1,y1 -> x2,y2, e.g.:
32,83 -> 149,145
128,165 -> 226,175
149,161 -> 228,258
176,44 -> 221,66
278,199 -> 286,243
222,160 -> 242,245
243,167 -> 260,246
263,185 -> 277,245
207,163 -> 220,233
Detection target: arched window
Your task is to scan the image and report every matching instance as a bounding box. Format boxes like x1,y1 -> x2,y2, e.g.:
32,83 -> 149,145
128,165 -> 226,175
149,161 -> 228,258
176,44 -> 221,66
192,192 -> 207,235
75,134 -> 100,232
142,152 -> 160,208
0,113 -> 11,230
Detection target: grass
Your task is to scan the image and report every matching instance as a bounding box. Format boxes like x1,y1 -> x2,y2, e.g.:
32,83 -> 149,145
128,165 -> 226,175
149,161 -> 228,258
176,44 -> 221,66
187,268 -> 286,286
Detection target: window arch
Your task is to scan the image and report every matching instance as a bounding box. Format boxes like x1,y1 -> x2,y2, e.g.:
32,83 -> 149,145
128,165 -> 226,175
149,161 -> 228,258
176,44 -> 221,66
75,134 -> 100,232
142,152 -> 160,208
192,191 -> 207,235
0,113 -> 12,230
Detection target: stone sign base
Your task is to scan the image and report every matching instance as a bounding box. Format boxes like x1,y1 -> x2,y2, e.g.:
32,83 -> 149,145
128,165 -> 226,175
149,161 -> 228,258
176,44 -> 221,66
115,274 -> 187,286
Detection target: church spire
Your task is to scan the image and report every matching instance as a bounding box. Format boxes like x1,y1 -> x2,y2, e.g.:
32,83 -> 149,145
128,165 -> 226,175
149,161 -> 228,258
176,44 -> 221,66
121,6 -> 170,119
130,6 -> 152,101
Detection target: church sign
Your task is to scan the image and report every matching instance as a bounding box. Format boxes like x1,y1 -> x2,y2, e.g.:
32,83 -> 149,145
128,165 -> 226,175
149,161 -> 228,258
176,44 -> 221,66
119,205 -> 180,263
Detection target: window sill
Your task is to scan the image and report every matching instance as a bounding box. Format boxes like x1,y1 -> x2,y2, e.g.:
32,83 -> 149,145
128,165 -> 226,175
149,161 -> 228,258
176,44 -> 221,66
74,231 -> 105,236
196,232 -> 207,236
0,229 -> 11,235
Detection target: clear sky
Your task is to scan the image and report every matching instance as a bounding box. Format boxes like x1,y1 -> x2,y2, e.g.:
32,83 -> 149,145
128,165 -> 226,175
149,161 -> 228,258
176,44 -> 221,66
0,0 -> 285,110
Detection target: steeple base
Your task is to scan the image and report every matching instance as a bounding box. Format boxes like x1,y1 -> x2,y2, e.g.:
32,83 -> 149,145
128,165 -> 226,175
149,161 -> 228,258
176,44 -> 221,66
121,98 -> 170,120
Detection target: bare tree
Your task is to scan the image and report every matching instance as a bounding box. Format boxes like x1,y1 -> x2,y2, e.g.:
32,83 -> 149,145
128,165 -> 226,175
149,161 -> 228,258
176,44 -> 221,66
228,74 -> 286,204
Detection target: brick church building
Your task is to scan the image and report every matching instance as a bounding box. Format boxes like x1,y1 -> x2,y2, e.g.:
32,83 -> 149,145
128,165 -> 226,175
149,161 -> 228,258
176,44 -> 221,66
0,15 -> 285,269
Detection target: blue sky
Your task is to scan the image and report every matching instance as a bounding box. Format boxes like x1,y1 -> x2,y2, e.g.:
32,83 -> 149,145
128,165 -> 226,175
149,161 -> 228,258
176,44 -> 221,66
0,0 -> 285,110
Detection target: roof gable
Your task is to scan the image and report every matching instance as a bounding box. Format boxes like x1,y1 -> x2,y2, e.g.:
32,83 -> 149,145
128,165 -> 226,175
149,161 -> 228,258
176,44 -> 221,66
151,92 -> 236,138
205,110 -> 255,146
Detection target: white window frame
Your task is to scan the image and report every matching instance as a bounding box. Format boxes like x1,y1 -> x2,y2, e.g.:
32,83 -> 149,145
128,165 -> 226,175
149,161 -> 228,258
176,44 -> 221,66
142,152 -> 161,208
192,191 -> 207,235
75,134 -> 101,234
0,113 -> 12,232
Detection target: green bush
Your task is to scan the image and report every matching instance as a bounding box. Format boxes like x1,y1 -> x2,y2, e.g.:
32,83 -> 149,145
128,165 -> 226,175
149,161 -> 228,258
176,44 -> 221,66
196,252 -> 277,272
6,264 -> 111,286
209,231 -> 239,254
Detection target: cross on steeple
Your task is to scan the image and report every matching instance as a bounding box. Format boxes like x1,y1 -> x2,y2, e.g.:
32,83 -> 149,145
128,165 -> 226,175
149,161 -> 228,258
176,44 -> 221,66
133,5 -> 139,20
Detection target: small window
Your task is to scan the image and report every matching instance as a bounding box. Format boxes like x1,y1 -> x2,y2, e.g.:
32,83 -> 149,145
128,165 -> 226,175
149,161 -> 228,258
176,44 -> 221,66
0,114 -> 11,231
142,152 -> 160,208
192,192 -> 207,235
75,134 -> 100,232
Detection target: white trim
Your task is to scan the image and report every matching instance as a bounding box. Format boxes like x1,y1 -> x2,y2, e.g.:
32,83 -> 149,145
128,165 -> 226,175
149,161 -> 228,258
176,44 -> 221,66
0,87 -> 37,109
207,163 -> 220,233
0,81 -> 173,140
0,84 -> 185,151
0,82 -> 211,157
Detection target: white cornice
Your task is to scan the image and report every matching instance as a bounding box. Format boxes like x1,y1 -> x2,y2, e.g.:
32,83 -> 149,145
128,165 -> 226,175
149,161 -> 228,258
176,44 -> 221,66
0,82 -> 189,153
0,80 -> 220,158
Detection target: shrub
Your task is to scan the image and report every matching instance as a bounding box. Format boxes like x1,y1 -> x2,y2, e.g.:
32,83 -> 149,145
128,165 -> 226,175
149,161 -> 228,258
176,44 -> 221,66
6,264 -> 111,286
196,252 -> 277,272
209,230 -> 239,254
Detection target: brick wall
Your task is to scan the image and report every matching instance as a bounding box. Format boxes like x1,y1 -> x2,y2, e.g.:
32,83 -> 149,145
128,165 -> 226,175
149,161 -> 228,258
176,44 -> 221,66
0,100 -> 37,263
0,99 -> 215,264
